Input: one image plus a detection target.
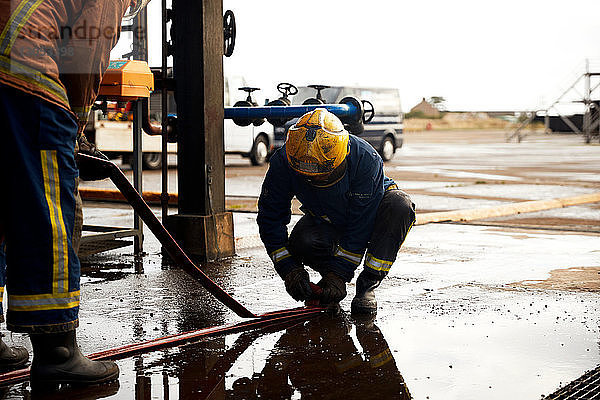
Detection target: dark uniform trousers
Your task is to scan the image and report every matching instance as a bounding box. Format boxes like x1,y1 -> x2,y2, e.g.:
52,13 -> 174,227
288,188 -> 416,280
0,84 -> 80,333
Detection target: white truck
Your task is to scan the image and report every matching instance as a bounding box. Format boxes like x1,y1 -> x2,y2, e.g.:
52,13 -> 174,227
88,76 -> 274,169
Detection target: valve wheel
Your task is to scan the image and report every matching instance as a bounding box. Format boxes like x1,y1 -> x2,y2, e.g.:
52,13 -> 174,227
277,82 -> 298,98
307,84 -> 330,101
362,100 -> 375,123
307,84 -> 330,91
223,10 -> 236,57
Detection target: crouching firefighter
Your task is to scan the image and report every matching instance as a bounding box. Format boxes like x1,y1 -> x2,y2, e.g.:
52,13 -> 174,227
257,109 -> 416,314
0,0 -> 149,387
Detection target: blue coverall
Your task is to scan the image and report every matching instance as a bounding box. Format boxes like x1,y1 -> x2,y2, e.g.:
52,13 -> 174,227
257,135 -> 415,283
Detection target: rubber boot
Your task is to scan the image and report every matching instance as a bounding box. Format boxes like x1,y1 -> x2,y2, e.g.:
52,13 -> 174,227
0,334 -> 29,369
351,270 -> 383,315
30,330 -> 119,386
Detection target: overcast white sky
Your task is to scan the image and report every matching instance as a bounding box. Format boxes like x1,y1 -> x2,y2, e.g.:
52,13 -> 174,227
113,0 -> 600,112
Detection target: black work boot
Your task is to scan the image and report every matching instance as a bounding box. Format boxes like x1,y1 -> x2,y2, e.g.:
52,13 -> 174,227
30,330 -> 119,386
351,270 -> 383,315
0,334 -> 29,369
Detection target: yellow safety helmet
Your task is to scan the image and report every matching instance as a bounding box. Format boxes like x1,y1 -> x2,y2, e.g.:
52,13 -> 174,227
286,108 -> 349,187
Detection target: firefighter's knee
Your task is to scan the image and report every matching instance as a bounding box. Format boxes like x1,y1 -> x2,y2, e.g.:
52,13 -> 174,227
387,191 -> 416,226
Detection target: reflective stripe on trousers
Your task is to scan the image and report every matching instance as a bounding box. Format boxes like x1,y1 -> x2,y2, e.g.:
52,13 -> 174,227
0,84 -> 80,333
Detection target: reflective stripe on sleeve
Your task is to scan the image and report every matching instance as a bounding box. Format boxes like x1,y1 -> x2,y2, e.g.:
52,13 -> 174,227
0,54 -> 69,106
0,0 -> 44,55
334,246 -> 363,266
364,253 -> 393,272
270,247 -> 291,264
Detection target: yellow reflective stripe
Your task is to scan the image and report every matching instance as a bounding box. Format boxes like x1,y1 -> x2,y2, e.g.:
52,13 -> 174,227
0,54 -> 69,105
9,291 -> 80,312
370,348 -> 393,368
364,253 -> 393,272
41,150 -> 69,294
8,290 -> 80,301
386,184 -> 398,191
270,247 -> 291,263
334,246 -> 363,266
0,0 -> 45,55
10,302 -> 79,312
52,152 -> 69,293
9,292 -> 79,311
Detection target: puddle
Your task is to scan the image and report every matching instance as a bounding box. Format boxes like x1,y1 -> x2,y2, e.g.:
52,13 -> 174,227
2,204 -> 593,399
3,314 -> 413,399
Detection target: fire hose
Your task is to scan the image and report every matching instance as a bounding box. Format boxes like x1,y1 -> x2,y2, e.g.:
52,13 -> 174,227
80,153 -> 257,318
0,154 -> 327,385
0,306 -> 324,386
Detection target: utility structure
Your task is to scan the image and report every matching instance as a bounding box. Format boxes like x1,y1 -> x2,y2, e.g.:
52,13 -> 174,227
120,0 -> 371,261
163,0 -> 234,261
508,60 -> 600,143
157,0 -> 371,260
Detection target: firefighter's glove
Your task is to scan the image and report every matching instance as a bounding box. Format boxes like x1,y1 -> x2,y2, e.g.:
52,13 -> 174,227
318,272 -> 347,304
76,135 -> 112,181
284,267 -> 313,302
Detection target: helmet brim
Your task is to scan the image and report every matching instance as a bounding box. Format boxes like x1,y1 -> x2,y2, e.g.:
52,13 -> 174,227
302,159 -> 347,188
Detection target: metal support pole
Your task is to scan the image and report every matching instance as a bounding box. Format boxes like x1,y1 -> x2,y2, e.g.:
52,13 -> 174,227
131,9 -> 148,256
584,60 -> 591,143
161,0 -> 169,225
168,0 -> 234,261
132,101 -> 144,257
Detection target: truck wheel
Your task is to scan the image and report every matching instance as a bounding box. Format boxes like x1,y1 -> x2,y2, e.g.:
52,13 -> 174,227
250,135 -> 269,166
142,152 -> 162,170
380,136 -> 395,162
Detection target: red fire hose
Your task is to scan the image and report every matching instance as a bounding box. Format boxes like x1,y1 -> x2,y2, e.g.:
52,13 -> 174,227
0,306 -> 325,386
79,153 -> 256,318
5,155 -> 329,389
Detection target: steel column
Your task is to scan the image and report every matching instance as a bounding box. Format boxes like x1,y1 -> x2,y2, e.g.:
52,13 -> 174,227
168,0 -> 234,260
131,8 -> 148,256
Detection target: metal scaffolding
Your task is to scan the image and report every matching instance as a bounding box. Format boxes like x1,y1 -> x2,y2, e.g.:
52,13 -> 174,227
507,60 -> 600,143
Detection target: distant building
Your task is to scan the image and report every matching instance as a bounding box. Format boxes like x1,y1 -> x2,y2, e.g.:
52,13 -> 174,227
409,98 -> 440,118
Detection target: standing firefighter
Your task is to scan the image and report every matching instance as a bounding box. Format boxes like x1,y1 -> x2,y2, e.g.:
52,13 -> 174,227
0,0 -> 147,387
258,109 -> 416,314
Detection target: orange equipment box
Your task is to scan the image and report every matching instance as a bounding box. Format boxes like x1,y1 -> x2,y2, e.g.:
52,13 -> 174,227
99,60 -> 154,101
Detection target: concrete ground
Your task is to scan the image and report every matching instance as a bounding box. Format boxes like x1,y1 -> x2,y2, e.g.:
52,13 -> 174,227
3,130 -> 599,399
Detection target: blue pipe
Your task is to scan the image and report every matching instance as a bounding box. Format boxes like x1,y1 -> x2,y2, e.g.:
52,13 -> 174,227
224,103 -> 359,121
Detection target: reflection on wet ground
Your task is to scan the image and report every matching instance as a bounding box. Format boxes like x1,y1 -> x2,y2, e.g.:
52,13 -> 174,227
4,132 -> 595,399
0,221 -> 596,399
3,314 -> 411,399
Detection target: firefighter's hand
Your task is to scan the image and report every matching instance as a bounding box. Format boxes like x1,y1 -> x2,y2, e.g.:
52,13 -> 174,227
318,272 -> 347,304
284,267 -> 313,301
76,135 -> 111,181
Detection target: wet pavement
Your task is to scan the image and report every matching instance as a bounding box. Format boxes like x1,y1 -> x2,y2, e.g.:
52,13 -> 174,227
2,130 -> 599,399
